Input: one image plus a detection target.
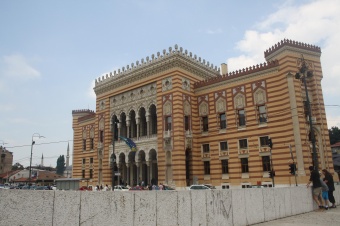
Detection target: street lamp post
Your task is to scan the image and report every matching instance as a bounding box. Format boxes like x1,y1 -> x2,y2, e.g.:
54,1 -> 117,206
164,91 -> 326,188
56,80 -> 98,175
28,133 -> 45,187
295,55 -> 318,171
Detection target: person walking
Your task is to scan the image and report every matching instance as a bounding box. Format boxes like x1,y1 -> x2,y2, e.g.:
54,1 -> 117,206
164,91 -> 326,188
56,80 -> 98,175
306,166 -> 323,210
322,169 -> 336,208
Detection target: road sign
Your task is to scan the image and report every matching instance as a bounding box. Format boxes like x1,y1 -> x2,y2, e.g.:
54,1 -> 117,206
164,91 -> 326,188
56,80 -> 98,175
115,172 -> 121,176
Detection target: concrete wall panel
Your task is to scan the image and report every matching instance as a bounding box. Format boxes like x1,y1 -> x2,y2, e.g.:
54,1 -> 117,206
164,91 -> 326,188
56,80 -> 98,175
157,191 -> 178,226
263,188 -> 276,222
134,191 -> 156,226
231,189 -> 246,226
177,191 -> 192,226
206,189 -> 233,226
114,192 -> 135,226
191,190 -> 207,226
274,187 -> 291,218
244,188 -> 265,225
0,190 -> 54,226
53,191 -> 80,226
80,191 -> 114,226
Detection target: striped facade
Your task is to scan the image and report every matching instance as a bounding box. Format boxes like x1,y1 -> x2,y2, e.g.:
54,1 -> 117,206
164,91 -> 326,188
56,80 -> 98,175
72,39 -> 334,189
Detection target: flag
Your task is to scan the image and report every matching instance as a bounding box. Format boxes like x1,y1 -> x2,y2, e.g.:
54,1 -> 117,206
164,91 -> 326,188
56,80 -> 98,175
119,136 -> 137,151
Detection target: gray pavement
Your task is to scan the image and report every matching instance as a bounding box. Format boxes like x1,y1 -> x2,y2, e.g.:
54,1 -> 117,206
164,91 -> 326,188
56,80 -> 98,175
253,206 -> 340,226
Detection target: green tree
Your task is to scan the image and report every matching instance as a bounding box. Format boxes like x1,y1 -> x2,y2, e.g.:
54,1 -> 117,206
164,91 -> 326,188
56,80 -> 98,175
12,162 -> 24,171
56,155 -> 65,175
328,126 -> 340,145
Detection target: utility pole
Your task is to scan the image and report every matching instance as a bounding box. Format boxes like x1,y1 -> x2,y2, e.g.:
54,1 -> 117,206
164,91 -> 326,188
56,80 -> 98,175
268,138 -> 275,187
289,144 -> 298,186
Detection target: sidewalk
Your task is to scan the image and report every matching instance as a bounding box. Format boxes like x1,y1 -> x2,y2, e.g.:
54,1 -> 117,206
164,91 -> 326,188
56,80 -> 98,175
253,207 -> 340,226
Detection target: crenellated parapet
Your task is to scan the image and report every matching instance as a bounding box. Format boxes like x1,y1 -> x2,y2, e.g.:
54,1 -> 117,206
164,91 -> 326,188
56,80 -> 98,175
194,60 -> 279,89
264,39 -> 321,58
72,109 -> 95,115
94,44 -> 220,95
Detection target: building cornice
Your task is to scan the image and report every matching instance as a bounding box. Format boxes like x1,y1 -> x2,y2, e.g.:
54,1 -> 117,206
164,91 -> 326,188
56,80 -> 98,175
94,45 -> 220,95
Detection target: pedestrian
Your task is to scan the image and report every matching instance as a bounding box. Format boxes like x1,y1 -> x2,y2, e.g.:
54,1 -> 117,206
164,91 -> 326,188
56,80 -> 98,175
100,184 -> 103,191
159,183 -> 164,190
320,177 -> 329,210
322,169 -> 336,208
306,166 -> 323,210
104,184 -> 109,191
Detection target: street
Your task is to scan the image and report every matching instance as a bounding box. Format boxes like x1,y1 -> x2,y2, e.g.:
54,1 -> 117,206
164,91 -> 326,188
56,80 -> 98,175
253,206 -> 340,226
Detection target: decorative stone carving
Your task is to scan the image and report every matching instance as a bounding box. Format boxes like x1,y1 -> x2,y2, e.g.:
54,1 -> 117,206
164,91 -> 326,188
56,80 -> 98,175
254,89 -> 266,105
163,101 -> 172,115
182,78 -> 190,91
216,97 -> 226,113
199,102 -> 208,116
90,128 -> 94,138
162,77 -> 172,92
82,130 -> 87,139
99,118 -> 105,130
234,94 -> 245,109
99,100 -> 105,110
184,101 -> 191,115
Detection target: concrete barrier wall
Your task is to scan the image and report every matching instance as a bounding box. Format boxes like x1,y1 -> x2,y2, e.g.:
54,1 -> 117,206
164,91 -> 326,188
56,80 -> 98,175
0,185 -> 339,226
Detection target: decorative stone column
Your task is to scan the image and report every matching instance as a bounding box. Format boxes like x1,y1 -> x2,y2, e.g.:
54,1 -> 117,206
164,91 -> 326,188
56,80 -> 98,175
136,117 -> 140,140
136,162 -> 140,185
117,122 -> 121,139
126,116 -> 130,138
146,113 -> 150,138
287,72 -> 306,176
126,163 -> 130,186
146,161 -> 150,185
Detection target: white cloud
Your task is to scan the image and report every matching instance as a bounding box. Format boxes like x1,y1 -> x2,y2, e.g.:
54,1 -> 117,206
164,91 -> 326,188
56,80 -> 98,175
88,80 -> 96,99
226,0 -> 340,128
0,104 -> 15,112
2,54 -> 41,79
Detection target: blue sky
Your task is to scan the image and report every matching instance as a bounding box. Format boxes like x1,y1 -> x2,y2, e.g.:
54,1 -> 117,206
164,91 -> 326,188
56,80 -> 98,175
1,0 -> 339,168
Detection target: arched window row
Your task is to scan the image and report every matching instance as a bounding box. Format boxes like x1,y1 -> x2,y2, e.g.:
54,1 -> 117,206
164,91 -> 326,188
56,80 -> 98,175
111,104 -> 157,141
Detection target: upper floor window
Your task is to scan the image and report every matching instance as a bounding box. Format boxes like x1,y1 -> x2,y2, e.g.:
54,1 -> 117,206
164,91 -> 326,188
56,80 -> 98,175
90,138 -> 94,150
220,141 -> 228,151
202,144 -> 210,153
202,116 -> 209,132
82,139 -> 86,151
165,116 -> 172,131
89,169 -> 93,179
90,157 -> 94,164
184,115 -> 190,131
262,156 -> 271,171
258,105 -> 267,123
82,158 -> 86,164
241,158 -> 249,173
239,139 -> 248,149
260,136 -> 269,147
82,170 -> 85,178
221,159 -> 229,174
220,113 -> 226,129
204,161 -> 210,175
100,130 -> 104,143
238,109 -> 246,127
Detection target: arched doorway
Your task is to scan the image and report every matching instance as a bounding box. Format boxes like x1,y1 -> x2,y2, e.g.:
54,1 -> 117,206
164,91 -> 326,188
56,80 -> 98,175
149,149 -> 158,185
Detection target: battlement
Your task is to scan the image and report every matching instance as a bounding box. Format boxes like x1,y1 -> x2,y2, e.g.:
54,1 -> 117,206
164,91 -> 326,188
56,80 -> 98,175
194,60 -> 279,89
94,44 -> 220,86
264,39 -> 321,58
72,109 -> 95,115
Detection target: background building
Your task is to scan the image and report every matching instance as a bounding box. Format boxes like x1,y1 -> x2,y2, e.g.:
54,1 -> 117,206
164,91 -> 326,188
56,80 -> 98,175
72,39 -> 335,189
0,146 -> 13,175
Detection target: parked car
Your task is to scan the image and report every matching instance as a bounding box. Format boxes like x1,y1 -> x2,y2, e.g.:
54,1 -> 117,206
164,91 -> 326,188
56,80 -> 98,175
163,185 -> 175,190
189,185 -> 211,190
129,185 -> 145,191
203,184 -> 216,189
35,186 -> 49,190
114,185 -> 129,191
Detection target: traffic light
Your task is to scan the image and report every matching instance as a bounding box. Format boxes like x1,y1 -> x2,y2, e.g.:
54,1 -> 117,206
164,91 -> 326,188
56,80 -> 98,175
269,170 -> 275,178
268,138 -> 273,149
289,163 -> 296,175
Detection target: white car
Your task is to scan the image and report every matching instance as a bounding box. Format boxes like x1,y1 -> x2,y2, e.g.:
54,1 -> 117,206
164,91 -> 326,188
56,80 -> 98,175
189,185 -> 212,190
114,185 -> 129,191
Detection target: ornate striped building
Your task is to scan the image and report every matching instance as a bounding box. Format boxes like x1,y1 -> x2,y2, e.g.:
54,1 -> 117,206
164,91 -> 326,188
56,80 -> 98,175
72,39 -> 334,189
